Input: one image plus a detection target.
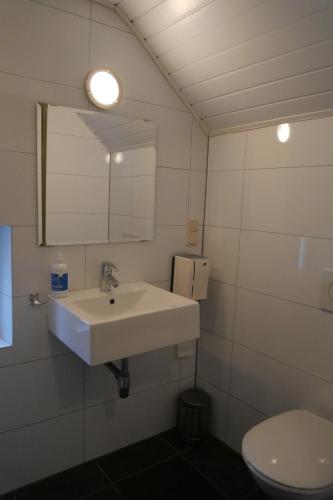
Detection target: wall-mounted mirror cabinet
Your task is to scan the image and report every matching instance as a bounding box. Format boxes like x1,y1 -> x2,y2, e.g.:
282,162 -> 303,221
37,104 -> 156,246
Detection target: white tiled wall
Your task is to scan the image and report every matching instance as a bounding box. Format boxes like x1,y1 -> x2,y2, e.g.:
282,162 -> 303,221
0,0 -> 208,494
201,115 -> 333,453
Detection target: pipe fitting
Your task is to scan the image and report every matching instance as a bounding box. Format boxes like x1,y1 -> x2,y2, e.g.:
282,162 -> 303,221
105,358 -> 130,398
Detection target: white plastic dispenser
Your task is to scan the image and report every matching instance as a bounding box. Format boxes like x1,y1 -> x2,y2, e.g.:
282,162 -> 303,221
51,252 -> 69,297
172,255 -> 209,301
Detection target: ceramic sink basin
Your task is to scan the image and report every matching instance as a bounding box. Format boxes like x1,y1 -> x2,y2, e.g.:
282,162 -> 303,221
48,282 -> 199,365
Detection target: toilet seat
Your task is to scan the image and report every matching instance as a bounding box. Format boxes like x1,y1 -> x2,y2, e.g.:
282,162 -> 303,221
242,410 -> 333,491
245,460 -> 333,498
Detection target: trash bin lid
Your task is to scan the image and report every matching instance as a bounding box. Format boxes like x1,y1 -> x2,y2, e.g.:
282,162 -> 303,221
179,389 -> 210,408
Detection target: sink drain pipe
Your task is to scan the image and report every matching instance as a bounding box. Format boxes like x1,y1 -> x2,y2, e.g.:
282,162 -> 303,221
105,358 -> 130,398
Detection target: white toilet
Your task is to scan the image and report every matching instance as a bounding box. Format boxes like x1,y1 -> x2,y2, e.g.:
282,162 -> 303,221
242,410 -> 333,499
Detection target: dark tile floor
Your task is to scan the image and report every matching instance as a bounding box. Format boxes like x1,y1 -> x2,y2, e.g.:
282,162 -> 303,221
2,430 -> 268,500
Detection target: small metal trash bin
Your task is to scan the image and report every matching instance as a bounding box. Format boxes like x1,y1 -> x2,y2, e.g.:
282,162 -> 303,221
177,389 -> 210,444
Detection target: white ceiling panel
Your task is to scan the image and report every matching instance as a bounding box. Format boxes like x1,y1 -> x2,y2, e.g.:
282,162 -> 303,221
118,0 -> 163,21
195,66 -> 333,117
147,0 -> 265,54
205,91 -> 333,130
173,7 -> 333,88
113,0 -> 333,132
160,0 -> 332,73
134,0 -> 213,37
186,39 -> 333,104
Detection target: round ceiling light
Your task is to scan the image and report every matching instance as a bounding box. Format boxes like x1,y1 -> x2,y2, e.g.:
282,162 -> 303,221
277,123 -> 290,143
85,67 -> 122,109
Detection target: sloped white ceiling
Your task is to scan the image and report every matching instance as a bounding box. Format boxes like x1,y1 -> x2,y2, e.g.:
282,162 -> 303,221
108,0 -> 333,132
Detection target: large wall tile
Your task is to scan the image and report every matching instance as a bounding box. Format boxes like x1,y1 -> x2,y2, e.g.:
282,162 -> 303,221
205,171 -> 243,228
231,344 -> 333,421
85,226 -> 185,286
242,166 -> 333,238
0,355 -> 83,433
32,0 -> 91,18
226,397 -> 266,453
0,411 -> 83,495
84,382 -> 179,460
0,72 -> 87,154
208,132 -> 246,171
180,351 -> 196,379
0,295 -> 68,368
246,116 -> 333,170
0,0 -> 89,87
0,152 -> 36,226
11,227 -> 85,296
190,120 -> 208,171
235,288 -> 333,383
180,376 -> 195,392
197,330 -> 232,392
85,346 -> 180,407
203,226 -> 240,285
188,170 -> 206,225
200,280 -> 236,339
155,168 -> 190,225
238,230 -> 333,307
90,21 -> 185,111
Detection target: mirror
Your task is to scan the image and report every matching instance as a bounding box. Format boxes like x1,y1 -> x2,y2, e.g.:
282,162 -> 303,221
37,104 -> 156,246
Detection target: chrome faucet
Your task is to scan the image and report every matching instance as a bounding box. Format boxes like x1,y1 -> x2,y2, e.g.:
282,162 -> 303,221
100,261 -> 119,292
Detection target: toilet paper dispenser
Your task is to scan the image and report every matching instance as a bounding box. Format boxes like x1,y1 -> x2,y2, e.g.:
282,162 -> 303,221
171,255 -> 209,301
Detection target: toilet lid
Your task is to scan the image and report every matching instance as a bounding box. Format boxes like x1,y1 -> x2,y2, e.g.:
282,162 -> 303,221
242,410 -> 333,490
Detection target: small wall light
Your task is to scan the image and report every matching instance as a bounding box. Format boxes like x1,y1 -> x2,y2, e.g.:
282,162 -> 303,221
85,67 -> 122,109
113,152 -> 124,164
277,123 -> 290,143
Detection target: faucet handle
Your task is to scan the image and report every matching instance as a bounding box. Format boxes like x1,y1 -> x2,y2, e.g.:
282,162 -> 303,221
101,261 -> 118,274
110,262 -> 118,272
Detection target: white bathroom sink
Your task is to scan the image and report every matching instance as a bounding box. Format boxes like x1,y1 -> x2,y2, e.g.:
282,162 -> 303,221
48,282 -> 199,365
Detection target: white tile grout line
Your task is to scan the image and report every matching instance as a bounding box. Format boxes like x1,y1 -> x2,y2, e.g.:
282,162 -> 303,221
206,278 -> 327,312
206,163 -> 333,172
204,225 -> 333,243
0,379 -> 182,439
199,325 -> 333,387
0,407 -> 83,438
223,130 -> 247,442
0,352 -> 73,370
0,68 -> 189,115
193,125 -> 209,389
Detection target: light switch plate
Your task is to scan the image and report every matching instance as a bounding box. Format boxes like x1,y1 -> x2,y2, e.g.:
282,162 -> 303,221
186,219 -> 199,247
319,269 -> 333,312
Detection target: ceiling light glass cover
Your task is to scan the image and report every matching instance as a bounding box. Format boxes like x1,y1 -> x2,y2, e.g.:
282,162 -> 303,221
85,67 -> 122,109
277,123 -> 290,143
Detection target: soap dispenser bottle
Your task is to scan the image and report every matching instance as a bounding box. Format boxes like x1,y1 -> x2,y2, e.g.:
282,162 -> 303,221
51,252 -> 69,297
